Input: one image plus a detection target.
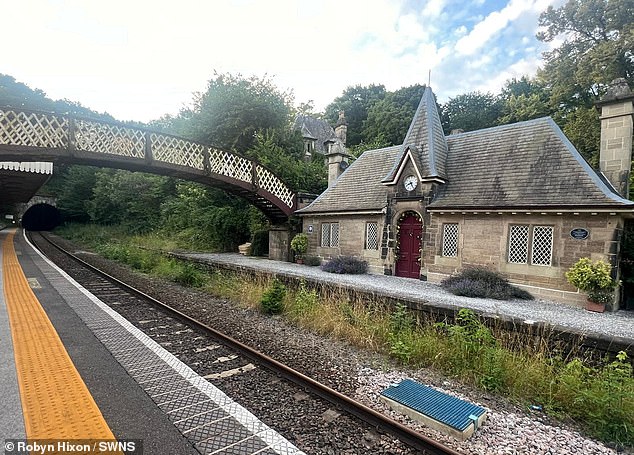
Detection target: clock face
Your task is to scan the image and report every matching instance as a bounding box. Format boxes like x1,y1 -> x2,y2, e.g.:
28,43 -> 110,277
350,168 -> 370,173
403,175 -> 418,191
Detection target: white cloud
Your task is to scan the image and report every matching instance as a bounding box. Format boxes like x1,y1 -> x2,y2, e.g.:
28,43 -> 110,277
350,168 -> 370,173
1,0 -> 564,121
455,0 -> 538,56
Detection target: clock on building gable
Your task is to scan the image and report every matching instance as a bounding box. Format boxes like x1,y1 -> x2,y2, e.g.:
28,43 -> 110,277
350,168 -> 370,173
403,175 -> 418,192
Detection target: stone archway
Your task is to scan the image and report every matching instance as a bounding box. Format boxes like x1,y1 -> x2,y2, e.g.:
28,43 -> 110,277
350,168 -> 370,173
395,211 -> 422,278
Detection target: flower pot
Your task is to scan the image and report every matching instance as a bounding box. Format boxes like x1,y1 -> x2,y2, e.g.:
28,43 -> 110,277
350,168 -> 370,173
585,300 -> 606,313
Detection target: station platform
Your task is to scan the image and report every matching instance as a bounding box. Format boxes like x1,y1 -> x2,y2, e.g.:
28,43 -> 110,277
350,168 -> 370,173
0,229 -> 304,455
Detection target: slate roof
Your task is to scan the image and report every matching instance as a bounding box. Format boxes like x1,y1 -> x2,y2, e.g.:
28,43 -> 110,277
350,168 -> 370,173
298,90 -> 634,216
294,115 -> 336,154
430,117 -> 633,209
383,87 -> 448,182
296,145 -> 400,214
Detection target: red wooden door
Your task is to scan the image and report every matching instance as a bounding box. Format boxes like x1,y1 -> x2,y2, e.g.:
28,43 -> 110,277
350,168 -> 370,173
395,214 -> 422,278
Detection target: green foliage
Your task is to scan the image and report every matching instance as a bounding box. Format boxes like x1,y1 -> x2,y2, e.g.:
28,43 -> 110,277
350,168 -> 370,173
250,131 -> 326,194
324,84 -> 387,146
536,0 -> 634,109
51,166 -> 98,222
188,72 -> 294,153
290,233 -> 308,256
291,281 -> 319,318
260,279 -> 286,314
88,169 -> 174,233
387,304 -> 415,362
159,183 -> 250,251
362,84 -> 426,145
441,267 -> 534,300
441,91 -> 503,133
249,230 -> 269,257
561,106 -> 601,166
552,352 -> 633,446
565,258 -> 617,292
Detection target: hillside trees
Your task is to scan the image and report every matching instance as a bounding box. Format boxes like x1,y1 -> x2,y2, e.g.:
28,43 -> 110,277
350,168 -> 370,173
324,84 -> 387,146
536,0 -> 633,109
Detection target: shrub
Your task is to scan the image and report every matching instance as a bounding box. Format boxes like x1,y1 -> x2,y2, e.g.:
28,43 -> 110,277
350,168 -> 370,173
304,255 -> 322,266
250,229 -> 269,257
566,258 -> 616,293
291,281 -> 319,318
442,267 -> 533,300
290,233 -> 308,258
260,279 -> 286,314
321,256 -> 368,274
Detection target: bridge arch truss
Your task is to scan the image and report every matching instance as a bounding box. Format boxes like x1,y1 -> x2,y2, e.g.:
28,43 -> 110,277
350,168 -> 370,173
0,107 -> 296,222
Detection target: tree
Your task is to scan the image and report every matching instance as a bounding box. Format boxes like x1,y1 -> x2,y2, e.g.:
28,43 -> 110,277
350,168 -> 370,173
536,0 -> 634,109
362,84 -> 426,146
54,166 -> 98,222
442,91 -> 503,133
88,170 -> 174,233
324,84 -> 386,146
187,72 -> 294,154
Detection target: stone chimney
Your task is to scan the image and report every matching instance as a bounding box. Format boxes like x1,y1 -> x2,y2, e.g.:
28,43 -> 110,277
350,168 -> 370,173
596,78 -> 634,198
334,111 -> 348,145
325,139 -> 351,187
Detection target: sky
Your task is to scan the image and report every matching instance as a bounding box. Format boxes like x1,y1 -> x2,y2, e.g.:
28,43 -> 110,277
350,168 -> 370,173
2,0 -> 565,123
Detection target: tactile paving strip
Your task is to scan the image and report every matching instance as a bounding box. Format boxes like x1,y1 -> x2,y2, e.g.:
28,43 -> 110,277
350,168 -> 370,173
2,231 -> 121,445
25,232 -> 305,455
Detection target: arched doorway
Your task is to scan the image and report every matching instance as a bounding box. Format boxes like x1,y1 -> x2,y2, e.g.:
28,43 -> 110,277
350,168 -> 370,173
395,212 -> 422,278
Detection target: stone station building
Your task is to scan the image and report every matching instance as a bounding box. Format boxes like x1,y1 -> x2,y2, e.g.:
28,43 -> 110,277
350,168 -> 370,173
296,79 -> 634,308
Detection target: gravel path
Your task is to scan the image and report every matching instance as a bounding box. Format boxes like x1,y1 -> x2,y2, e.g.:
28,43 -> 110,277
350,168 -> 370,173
181,253 -> 634,344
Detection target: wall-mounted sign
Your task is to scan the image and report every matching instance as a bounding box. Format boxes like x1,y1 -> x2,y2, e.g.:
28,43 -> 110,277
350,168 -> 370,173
5,214 -> 14,220
570,228 -> 589,240
307,225 -> 313,233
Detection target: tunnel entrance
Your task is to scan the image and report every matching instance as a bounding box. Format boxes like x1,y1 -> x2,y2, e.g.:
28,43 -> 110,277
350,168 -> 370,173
21,204 -> 62,231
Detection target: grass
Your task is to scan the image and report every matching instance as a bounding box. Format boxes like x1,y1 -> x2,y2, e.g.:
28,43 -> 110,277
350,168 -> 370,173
55,223 -> 634,449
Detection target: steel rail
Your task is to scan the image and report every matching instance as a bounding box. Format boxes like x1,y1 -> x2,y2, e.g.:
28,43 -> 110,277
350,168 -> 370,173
30,231 -> 463,455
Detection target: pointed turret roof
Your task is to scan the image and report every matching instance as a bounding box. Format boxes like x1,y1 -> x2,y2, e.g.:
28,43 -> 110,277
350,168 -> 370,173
382,86 -> 448,183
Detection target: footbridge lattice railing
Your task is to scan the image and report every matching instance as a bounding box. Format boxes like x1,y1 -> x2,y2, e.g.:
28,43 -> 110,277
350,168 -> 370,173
0,107 -> 296,218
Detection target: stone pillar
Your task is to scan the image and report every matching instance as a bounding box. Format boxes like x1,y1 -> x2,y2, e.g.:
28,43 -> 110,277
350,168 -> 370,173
334,111 -> 348,145
325,140 -> 351,187
596,78 -> 634,198
269,224 -> 291,262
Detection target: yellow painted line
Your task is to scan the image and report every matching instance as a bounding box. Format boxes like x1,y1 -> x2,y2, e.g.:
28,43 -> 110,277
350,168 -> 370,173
2,231 -> 122,449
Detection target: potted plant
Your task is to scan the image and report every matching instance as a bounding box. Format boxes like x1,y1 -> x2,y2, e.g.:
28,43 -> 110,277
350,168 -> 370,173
565,258 -> 617,312
290,233 -> 308,264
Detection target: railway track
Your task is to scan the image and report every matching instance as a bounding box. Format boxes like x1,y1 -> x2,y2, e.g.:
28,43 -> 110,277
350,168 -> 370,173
29,231 -> 462,455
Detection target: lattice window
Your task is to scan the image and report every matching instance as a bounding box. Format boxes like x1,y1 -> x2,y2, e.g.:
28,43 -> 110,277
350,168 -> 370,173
75,120 -> 145,158
321,224 -> 331,247
442,223 -> 459,257
321,223 -> 339,247
365,222 -> 379,250
331,223 -> 339,247
0,110 -> 68,148
531,226 -> 553,266
508,225 -> 529,264
151,134 -> 205,170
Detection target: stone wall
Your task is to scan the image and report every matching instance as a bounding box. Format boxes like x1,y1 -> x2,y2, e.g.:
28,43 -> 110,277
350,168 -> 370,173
301,214 -> 385,274
426,212 -> 625,306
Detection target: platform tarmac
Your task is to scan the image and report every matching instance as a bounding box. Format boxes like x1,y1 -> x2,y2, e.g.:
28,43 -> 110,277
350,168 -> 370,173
176,252 -> 634,348
0,229 -> 304,455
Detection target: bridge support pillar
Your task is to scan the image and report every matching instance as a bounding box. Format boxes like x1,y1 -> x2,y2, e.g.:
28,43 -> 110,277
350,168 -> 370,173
269,224 -> 291,262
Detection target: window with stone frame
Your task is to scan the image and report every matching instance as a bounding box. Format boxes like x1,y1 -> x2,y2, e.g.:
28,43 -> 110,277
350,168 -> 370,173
321,222 -> 340,247
442,223 -> 459,257
365,222 -> 379,250
508,224 -> 553,266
